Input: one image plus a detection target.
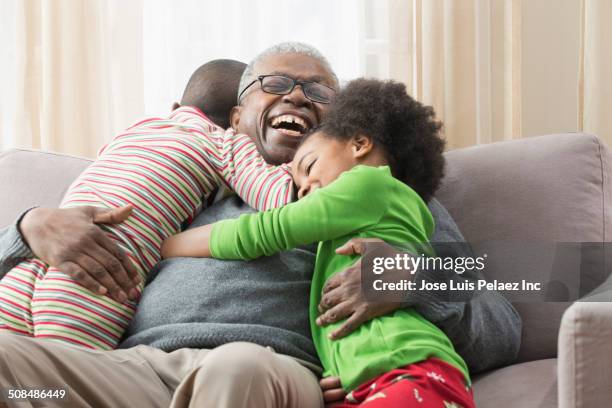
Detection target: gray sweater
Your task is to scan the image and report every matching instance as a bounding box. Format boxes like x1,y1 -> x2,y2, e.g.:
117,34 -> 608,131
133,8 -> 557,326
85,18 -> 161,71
0,198 -> 521,374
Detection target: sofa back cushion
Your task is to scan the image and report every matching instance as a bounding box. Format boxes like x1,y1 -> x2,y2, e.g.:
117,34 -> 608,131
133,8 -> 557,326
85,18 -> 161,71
0,149 -> 91,227
2,134 -> 611,364
435,133 -> 612,363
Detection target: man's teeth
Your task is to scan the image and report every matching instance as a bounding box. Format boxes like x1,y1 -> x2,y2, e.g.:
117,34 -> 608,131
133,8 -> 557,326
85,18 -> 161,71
271,115 -> 308,131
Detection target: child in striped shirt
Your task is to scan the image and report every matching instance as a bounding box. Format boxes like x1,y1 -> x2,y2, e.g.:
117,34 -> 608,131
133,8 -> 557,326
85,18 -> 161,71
0,59 -> 295,349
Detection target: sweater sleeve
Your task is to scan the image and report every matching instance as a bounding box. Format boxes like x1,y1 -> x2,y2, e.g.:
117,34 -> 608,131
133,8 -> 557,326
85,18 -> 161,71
210,166 -> 389,260
0,210 -> 35,278
404,198 -> 522,374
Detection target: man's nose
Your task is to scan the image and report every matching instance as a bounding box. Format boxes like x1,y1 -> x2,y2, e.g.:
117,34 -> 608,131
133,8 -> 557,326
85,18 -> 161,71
282,84 -> 311,107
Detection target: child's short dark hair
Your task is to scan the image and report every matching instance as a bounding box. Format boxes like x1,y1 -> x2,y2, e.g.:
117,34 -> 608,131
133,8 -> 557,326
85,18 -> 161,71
319,78 -> 445,201
181,59 -> 247,129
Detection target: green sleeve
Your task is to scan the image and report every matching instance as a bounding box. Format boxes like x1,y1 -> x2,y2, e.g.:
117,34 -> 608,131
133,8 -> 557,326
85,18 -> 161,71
210,166 -> 390,260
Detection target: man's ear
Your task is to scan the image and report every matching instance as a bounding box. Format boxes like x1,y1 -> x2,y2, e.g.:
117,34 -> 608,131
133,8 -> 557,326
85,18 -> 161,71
172,102 -> 180,111
230,105 -> 242,130
351,134 -> 374,159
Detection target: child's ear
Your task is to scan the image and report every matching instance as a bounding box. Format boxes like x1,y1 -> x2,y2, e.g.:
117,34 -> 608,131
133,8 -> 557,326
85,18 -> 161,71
230,106 -> 242,130
351,134 -> 374,159
171,102 -> 181,111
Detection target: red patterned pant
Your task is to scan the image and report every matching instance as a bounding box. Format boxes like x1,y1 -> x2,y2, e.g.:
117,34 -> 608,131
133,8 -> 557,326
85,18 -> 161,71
330,358 -> 474,408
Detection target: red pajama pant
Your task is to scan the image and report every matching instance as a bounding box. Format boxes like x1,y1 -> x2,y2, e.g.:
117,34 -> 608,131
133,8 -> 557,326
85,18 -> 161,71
330,358 -> 474,408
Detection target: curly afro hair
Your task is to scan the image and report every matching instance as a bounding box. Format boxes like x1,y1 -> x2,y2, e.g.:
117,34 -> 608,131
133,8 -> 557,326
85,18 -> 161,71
318,78 -> 445,201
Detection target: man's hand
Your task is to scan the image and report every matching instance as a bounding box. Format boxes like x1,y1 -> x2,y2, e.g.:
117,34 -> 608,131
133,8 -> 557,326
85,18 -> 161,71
316,238 -> 402,339
319,376 -> 346,406
19,206 -> 140,302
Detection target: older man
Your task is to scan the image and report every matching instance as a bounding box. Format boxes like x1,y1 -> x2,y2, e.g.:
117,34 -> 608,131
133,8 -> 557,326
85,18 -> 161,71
0,43 -> 520,407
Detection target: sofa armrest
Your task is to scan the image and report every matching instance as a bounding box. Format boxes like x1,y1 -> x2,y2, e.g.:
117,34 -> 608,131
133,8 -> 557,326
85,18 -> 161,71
558,300 -> 612,408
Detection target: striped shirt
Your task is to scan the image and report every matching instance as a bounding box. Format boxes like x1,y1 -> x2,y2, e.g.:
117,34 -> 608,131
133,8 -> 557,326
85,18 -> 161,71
0,106 -> 294,349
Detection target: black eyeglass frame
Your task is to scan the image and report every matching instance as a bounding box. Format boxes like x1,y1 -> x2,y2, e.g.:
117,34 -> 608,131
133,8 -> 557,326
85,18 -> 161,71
237,75 -> 336,104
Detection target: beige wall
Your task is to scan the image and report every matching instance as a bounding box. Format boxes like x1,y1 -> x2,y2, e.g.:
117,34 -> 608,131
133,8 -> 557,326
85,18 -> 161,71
582,0 -> 612,145
521,0 -> 581,138
383,0 -> 611,149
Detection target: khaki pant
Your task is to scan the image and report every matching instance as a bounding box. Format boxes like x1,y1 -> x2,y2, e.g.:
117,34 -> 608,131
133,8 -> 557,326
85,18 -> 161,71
0,334 -> 323,408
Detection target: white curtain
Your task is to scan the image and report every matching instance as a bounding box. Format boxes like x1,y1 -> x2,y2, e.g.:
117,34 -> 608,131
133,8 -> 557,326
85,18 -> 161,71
141,0 -> 369,116
0,0 -> 144,157
0,0 -> 376,157
1,0 -> 610,157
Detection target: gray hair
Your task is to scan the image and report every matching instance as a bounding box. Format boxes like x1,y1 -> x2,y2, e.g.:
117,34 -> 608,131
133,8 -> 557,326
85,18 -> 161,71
237,42 -> 339,102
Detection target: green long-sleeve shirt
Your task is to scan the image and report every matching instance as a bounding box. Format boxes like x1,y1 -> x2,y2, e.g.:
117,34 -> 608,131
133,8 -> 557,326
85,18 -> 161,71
211,165 -> 469,390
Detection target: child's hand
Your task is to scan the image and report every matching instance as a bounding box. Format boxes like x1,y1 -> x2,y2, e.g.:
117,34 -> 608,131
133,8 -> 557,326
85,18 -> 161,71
161,223 -> 214,259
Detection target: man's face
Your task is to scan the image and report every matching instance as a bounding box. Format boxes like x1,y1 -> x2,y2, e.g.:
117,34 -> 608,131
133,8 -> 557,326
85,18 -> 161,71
231,53 -> 336,165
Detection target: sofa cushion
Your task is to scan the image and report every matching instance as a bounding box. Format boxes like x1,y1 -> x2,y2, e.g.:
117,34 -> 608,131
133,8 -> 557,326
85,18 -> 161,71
435,133 -> 612,363
473,358 -> 557,408
0,149 -> 91,227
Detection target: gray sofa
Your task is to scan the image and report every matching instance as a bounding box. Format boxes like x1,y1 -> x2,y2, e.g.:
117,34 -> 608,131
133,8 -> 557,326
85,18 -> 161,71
1,132 -> 611,408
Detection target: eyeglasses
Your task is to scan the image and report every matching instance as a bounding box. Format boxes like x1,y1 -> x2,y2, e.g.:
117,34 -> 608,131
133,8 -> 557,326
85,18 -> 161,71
237,75 -> 336,104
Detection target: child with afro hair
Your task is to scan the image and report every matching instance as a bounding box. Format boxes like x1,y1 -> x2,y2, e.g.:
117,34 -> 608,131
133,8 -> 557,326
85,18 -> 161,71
163,78 -> 475,408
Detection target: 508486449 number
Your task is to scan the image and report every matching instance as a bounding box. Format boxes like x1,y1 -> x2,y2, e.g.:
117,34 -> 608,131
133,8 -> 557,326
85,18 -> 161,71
2,387 -> 68,401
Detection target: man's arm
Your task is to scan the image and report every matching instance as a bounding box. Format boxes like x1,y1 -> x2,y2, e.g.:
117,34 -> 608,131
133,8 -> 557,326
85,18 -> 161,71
405,251 -> 522,374
0,206 -> 140,302
418,198 -> 521,373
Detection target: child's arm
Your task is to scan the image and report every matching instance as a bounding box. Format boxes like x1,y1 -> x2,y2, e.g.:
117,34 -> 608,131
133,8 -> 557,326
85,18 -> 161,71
218,131 -> 294,210
161,224 -> 213,258
210,166 -> 394,260
175,108 -> 294,211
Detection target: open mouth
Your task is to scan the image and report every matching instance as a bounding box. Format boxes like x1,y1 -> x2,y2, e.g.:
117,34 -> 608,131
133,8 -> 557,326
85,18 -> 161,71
269,114 -> 310,137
